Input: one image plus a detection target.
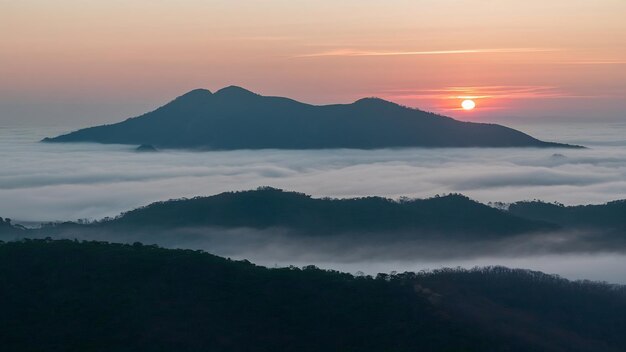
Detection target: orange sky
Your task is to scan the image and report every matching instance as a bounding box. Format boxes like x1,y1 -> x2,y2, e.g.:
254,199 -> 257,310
2,0 -> 625,125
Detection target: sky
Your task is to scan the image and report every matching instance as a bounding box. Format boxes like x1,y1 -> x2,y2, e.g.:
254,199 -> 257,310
1,0 -> 626,125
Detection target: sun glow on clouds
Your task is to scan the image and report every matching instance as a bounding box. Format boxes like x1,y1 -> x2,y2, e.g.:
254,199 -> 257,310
378,86 -> 597,116
3,0 -> 626,123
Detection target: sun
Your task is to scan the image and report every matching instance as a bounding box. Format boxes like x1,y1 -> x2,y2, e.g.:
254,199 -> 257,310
461,99 -> 476,111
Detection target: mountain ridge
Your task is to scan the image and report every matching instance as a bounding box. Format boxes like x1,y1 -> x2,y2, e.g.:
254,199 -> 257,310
43,86 -> 582,149
3,189 -> 625,259
45,188 -> 558,237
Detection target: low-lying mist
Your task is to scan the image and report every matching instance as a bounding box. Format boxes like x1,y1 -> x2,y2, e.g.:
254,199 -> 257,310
4,223 -> 626,283
2,123 -> 626,222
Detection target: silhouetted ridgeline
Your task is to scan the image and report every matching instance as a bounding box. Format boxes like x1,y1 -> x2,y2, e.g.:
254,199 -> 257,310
135,144 -> 157,152
5,189 -> 626,251
43,86 -> 580,149
509,200 -> 626,229
96,188 -> 556,237
0,239 -> 624,351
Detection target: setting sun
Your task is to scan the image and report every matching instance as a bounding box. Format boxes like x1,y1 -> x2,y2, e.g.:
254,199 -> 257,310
461,99 -> 476,110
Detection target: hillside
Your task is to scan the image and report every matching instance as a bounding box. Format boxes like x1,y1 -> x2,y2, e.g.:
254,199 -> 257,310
0,239 -> 624,351
96,188 -> 555,237
44,86 -> 579,149
508,200 -> 626,229
6,189 -> 626,257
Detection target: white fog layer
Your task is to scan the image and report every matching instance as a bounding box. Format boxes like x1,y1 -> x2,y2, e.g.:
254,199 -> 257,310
1,122 -> 625,222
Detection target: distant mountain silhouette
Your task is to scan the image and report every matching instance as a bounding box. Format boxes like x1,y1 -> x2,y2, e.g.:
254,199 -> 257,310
135,144 -> 157,152
2,239 -> 625,351
44,86 -> 581,149
94,187 -> 554,237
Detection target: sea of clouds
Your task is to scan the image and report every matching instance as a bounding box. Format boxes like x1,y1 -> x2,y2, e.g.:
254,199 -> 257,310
1,122 -> 626,222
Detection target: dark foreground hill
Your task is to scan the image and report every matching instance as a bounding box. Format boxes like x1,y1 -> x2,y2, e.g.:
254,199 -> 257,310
1,239 -> 624,352
86,188 -> 556,237
44,86 -> 579,149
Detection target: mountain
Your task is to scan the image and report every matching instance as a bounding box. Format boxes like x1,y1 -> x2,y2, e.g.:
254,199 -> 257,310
43,86 -> 580,149
88,188 -> 555,237
1,239 -> 624,351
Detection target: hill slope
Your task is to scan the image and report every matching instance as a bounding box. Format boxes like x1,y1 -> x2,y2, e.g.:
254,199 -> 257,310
1,239 -> 624,351
7,189 -> 626,257
96,188 -> 555,237
508,200 -> 626,230
44,86 -> 579,149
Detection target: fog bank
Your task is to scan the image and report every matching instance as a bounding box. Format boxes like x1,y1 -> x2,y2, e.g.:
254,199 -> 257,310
1,123 -> 626,222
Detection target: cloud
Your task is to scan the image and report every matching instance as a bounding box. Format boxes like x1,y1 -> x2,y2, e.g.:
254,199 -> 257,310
562,60 -> 626,65
380,85 -> 597,103
293,47 -> 558,58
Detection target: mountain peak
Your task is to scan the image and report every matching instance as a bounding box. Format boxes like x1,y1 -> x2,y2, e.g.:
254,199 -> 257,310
353,97 -> 397,107
215,85 -> 259,98
180,88 -> 212,98
170,89 -> 213,105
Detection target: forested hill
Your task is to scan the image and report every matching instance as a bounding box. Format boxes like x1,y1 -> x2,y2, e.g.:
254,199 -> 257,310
1,239 -> 624,352
44,86 -> 580,149
508,199 -> 626,229
97,188 -> 555,237
5,189 -> 626,253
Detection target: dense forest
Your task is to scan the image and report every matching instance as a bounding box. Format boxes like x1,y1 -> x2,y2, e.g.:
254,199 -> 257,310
0,239 -> 624,351
4,188 -> 626,258
20,187 -> 622,238
509,199 -> 626,229
96,187 -> 555,237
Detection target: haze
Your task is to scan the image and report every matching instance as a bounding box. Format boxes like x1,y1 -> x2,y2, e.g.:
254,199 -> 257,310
2,0 -> 626,125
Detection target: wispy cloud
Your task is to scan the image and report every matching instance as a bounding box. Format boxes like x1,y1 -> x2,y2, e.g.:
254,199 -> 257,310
562,60 -> 626,65
293,48 -> 558,58
382,85 -> 595,102
237,36 -> 293,41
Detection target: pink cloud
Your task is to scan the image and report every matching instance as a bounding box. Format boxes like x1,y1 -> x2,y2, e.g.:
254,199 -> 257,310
293,48 -> 558,58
